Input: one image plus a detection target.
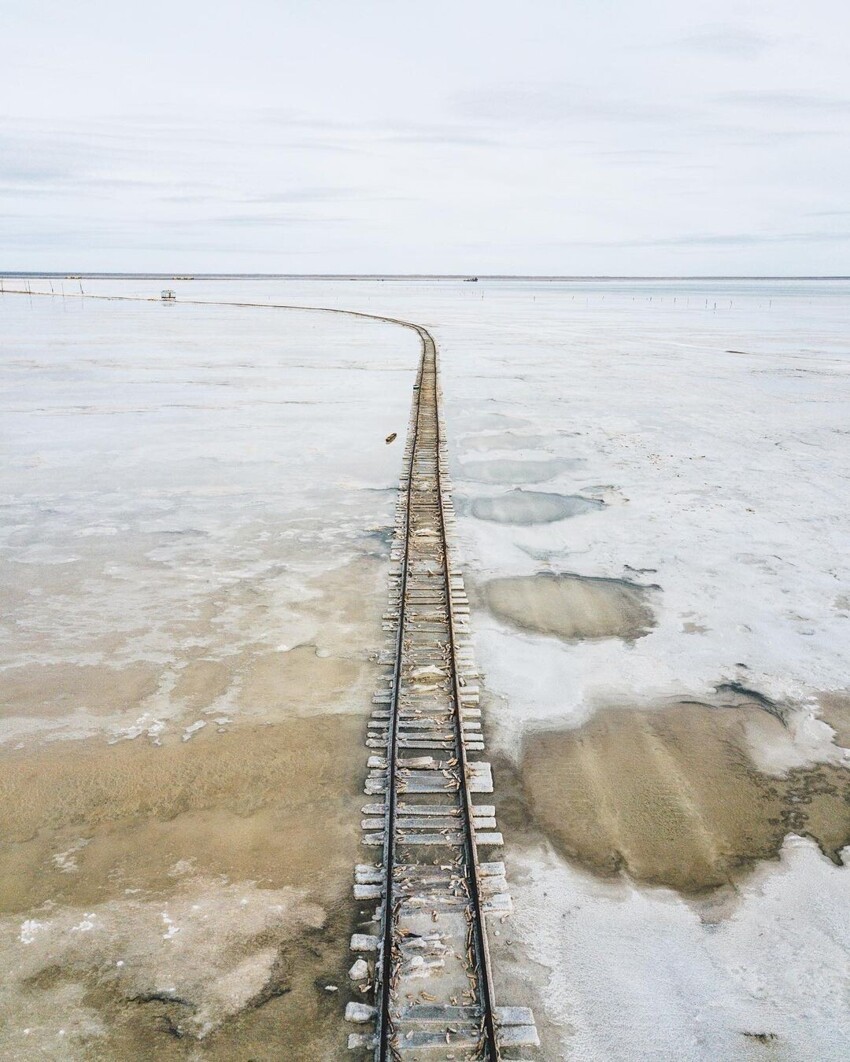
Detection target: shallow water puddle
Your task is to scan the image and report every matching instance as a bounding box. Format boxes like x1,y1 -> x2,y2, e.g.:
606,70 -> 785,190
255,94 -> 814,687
469,489 -> 604,525
483,572 -> 657,641
519,702 -> 850,893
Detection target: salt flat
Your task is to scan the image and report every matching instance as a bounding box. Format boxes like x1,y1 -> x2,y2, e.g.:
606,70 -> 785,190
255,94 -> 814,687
2,277 -> 849,1059
0,289 -> 415,1057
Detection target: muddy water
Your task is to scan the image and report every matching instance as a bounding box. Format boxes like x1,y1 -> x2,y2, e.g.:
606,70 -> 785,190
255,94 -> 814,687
483,572 -> 657,641
518,701 -> 850,893
469,489 -> 604,525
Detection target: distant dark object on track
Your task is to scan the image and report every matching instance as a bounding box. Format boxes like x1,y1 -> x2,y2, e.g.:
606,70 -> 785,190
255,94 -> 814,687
160,289 -> 176,302
384,432 -> 397,445
464,276 -> 479,282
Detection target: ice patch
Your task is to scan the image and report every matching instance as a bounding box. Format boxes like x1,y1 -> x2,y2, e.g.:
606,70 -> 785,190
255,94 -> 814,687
168,859 -> 197,878
509,836 -> 850,1060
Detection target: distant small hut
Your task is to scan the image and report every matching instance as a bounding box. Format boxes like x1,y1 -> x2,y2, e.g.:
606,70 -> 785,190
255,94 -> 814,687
161,289 -> 176,302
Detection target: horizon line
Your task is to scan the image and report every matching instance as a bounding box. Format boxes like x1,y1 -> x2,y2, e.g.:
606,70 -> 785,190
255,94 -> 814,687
2,272 -> 849,281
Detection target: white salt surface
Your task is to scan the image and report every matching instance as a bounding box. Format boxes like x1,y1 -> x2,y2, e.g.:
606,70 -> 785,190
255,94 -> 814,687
6,276 -> 850,1058
511,835 -> 850,1061
113,275 -> 847,749
0,292 -> 416,744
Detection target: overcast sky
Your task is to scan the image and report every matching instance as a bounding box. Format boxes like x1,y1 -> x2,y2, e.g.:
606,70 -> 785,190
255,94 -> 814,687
2,0 -> 849,274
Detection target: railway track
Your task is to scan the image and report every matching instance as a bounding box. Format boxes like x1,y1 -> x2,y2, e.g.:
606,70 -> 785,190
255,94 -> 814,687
347,326 -> 537,1059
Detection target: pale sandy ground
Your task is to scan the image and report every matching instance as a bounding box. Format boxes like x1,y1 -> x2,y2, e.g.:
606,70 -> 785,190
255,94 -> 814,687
3,277 -> 850,1060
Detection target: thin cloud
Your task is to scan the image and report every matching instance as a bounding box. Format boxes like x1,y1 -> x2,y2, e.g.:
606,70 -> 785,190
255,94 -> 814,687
243,188 -> 364,204
2,4 -> 848,273
250,111 -> 499,148
452,84 -> 687,125
210,214 -> 350,228
676,26 -> 772,58
716,91 -> 850,113
567,231 -> 850,249
377,121 -> 498,147
157,187 -> 390,206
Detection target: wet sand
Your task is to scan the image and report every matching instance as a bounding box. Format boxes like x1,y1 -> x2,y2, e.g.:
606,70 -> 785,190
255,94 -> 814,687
0,543 -> 388,1058
518,701 -> 850,893
818,691 -> 850,749
0,712 -> 366,1059
483,572 -> 657,641
3,661 -> 163,719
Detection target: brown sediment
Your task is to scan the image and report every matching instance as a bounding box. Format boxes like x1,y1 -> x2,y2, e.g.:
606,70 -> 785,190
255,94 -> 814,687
461,458 -> 562,484
0,714 -> 364,855
3,881 -> 357,1060
0,545 -> 387,1056
517,702 -> 850,893
483,572 -> 657,642
1,661 -> 162,717
237,645 -> 363,718
172,658 -> 231,710
0,712 -> 366,1058
2,548 -> 386,736
818,691 -> 850,748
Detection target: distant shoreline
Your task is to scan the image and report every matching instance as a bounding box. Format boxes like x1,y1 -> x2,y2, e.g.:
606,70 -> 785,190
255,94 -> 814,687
2,273 -> 849,281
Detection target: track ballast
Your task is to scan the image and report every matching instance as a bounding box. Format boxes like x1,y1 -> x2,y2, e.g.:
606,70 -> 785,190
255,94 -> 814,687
346,327 -> 537,1060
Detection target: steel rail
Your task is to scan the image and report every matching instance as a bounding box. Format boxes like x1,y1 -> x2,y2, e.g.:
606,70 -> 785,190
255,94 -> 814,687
427,330 -> 500,1060
372,326 -> 500,1061
373,335 -> 426,1059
